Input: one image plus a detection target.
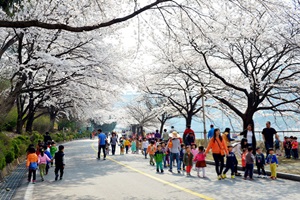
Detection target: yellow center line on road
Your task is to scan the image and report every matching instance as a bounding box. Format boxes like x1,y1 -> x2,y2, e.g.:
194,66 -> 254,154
91,144 -> 214,200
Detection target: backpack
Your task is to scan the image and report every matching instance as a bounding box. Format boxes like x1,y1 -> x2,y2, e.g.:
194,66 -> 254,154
29,162 -> 38,170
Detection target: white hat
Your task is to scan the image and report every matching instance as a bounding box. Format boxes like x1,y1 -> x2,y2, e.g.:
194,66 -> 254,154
169,131 -> 180,138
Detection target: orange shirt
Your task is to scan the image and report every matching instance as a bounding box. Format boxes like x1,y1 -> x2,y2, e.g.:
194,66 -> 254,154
26,153 -> 38,167
147,145 -> 156,155
206,137 -> 228,155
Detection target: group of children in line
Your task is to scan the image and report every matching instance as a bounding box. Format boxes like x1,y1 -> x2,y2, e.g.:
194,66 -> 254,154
26,140 -> 65,184
282,136 -> 299,159
143,138 -> 208,178
138,136 -> 283,181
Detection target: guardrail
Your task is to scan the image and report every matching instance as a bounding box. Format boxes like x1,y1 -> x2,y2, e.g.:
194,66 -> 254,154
194,131 -> 300,141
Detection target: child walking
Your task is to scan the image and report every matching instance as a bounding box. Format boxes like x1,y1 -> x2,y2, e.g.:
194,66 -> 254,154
255,147 -> 267,178
38,149 -> 51,181
53,145 -> 65,181
147,140 -> 156,166
283,136 -> 292,159
125,138 -> 131,154
119,137 -> 125,155
183,146 -> 194,176
179,144 -> 185,171
223,145 -> 237,179
241,148 -> 247,171
154,144 -> 164,173
131,139 -> 137,154
50,141 -> 57,167
26,147 -> 38,184
291,137 -> 298,159
244,147 -> 254,180
266,148 -> 279,180
194,146 -> 206,178
142,138 -> 149,158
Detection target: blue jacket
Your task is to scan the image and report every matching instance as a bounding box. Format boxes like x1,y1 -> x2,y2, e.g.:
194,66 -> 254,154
226,152 -> 237,166
208,128 -> 214,139
45,150 -> 52,164
266,154 -> 278,164
179,149 -> 185,161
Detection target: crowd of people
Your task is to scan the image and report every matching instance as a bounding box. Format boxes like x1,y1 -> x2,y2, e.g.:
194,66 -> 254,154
97,121 -> 299,181
26,132 -> 65,184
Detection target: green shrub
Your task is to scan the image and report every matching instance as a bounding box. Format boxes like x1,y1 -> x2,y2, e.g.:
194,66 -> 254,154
0,152 -> 5,170
11,140 -> 20,158
5,151 -> 14,164
0,107 -> 18,131
33,116 -> 50,133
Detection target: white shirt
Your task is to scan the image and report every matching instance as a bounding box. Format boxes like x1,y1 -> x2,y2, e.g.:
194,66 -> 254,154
247,131 -> 253,144
142,141 -> 149,149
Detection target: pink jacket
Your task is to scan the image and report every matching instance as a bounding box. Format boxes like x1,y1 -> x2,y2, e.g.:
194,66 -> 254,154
191,149 -> 199,158
38,154 -> 51,164
193,152 -> 206,162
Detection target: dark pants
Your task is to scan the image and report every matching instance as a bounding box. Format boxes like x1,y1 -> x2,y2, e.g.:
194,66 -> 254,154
46,163 -> 50,174
257,164 -> 266,175
98,145 -> 106,159
143,148 -> 147,158
111,144 -> 116,155
285,148 -> 291,158
125,146 -> 129,154
265,142 -> 273,156
55,166 -> 64,178
292,149 -> 299,159
244,164 -> 254,178
212,153 -> 224,175
223,164 -> 235,175
28,169 -> 36,182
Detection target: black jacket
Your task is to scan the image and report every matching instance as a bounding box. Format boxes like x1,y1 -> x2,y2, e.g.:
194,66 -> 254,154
54,151 -> 65,167
240,130 -> 256,154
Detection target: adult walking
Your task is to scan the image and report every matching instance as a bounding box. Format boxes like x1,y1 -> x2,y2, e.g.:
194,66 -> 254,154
205,128 -> 228,180
183,125 -> 195,145
222,128 -> 235,146
110,132 -> 118,155
97,129 -> 107,160
43,132 -> 52,144
208,125 -> 214,139
162,129 -> 169,142
168,131 -> 181,174
262,121 -> 280,155
154,130 -> 161,140
240,124 -> 256,153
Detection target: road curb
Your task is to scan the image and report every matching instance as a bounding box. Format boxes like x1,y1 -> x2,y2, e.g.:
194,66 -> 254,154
206,160 -> 300,182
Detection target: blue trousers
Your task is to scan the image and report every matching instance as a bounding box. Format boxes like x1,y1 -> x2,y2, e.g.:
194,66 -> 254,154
170,153 -> 180,171
244,164 -> 254,178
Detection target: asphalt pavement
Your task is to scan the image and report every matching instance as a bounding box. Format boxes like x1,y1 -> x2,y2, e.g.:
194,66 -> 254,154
12,139 -> 300,200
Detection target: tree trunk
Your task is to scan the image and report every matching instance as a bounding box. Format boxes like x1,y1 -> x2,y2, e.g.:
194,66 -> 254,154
242,113 -> 255,130
25,112 -> 34,133
49,111 -> 57,132
185,113 -> 193,127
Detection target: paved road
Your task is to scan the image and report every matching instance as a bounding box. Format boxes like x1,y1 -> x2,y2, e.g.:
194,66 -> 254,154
12,140 -> 300,200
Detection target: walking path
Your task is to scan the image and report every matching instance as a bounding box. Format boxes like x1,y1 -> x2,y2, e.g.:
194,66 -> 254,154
3,139 -> 299,200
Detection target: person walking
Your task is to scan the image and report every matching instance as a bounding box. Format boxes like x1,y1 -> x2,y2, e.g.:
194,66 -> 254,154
205,128 -> 228,180
162,129 -> 169,142
240,124 -> 257,153
262,122 -> 280,156
168,132 -> 181,174
183,125 -> 195,145
110,132 -> 118,155
38,149 -> 51,181
207,125 -> 214,139
97,129 -> 107,160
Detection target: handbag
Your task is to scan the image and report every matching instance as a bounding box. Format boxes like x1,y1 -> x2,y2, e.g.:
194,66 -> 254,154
216,139 -> 226,156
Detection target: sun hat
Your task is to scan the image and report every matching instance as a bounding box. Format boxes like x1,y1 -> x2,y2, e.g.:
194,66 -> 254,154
169,131 -> 180,138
